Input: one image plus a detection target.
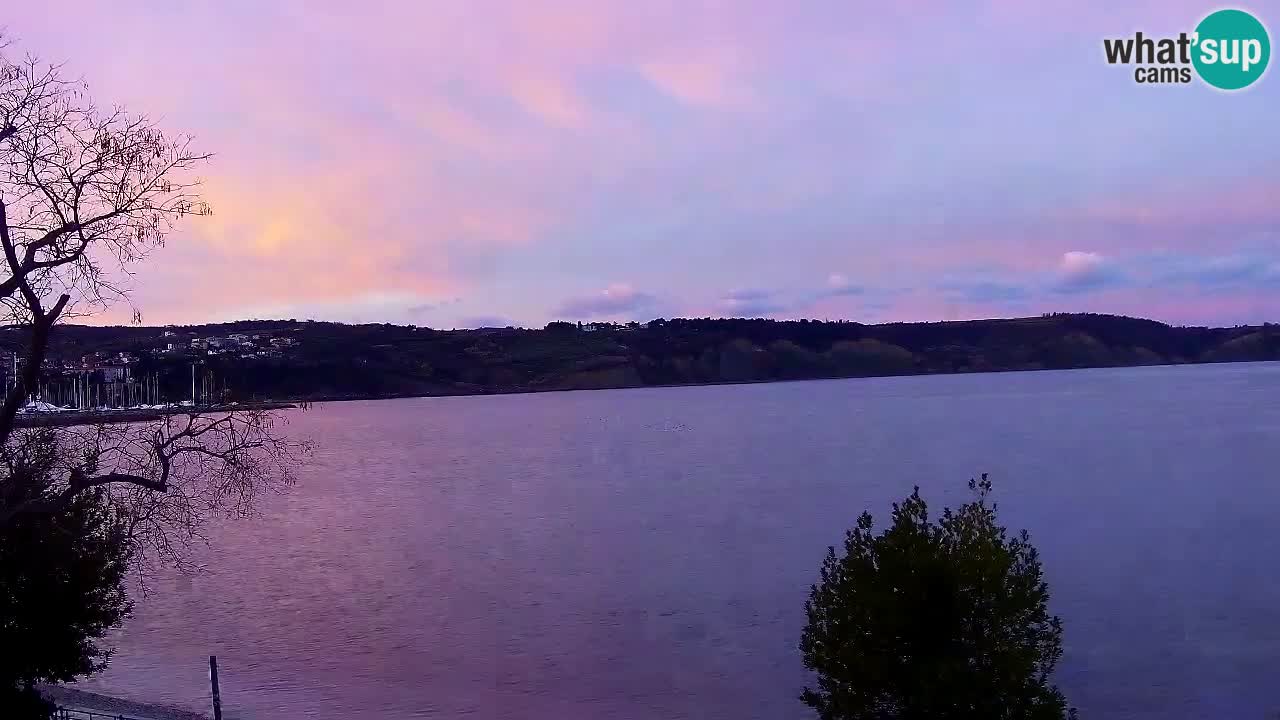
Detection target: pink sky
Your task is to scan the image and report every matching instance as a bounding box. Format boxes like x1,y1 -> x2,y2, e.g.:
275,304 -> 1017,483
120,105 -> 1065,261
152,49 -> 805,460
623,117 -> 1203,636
5,1 -> 1279,327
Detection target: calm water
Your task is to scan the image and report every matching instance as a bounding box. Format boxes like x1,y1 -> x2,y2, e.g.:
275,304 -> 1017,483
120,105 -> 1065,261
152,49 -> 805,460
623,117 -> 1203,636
78,363 -> 1280,719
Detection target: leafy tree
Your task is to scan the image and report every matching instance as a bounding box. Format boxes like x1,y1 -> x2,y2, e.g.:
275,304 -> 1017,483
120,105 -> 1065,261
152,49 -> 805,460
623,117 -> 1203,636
1,33 -> 305,711
718,338 -> 768,382
825,339 -> 916,377
1034,332 -> 1114,369
0,431 -> 131,718
800,475 -> 1075,720
768,339 -> 823,379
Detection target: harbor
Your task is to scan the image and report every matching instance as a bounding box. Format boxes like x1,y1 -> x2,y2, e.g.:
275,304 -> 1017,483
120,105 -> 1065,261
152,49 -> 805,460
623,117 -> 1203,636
14,401 -> 297,428
8,353 -> 295,427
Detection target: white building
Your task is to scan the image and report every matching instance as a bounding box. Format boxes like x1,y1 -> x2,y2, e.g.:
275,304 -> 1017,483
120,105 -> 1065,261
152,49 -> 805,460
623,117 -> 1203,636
99,366 -> 129,383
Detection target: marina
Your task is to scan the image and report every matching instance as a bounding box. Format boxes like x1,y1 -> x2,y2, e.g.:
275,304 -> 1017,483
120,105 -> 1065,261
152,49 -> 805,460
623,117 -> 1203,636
13,401 -> 297,428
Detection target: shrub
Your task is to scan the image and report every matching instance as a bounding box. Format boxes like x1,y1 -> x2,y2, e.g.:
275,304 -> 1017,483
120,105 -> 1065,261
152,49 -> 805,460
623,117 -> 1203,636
799,475 -> 1075,719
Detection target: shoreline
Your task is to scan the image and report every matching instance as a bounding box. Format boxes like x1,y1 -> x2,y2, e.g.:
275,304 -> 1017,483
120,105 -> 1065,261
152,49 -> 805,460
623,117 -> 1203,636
15,359 -> 1275,424
40,685 -> 208,720
279,357 -> 1279,406
14,401 -> 296,428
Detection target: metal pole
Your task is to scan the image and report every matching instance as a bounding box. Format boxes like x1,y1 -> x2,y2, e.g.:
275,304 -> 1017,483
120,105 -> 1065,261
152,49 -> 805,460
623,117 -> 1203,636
209,655 -> 223,720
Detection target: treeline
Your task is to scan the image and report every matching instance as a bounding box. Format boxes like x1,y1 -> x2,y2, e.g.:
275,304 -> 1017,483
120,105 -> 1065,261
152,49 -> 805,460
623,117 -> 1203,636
22,313 -> 1280,401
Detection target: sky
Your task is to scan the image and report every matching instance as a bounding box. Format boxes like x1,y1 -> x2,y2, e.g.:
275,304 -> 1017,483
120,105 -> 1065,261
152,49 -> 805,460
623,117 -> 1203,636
5,1 -> 1280,328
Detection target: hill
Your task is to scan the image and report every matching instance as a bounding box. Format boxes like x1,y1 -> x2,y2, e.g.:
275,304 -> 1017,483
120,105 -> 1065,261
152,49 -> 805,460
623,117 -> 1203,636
3,313 -> 1279,403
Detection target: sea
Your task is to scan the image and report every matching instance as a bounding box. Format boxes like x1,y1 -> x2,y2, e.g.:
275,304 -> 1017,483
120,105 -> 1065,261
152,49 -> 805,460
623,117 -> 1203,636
76,362 -> 1280,719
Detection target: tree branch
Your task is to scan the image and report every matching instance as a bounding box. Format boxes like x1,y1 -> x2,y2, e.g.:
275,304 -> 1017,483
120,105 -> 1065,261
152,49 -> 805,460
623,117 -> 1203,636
73,470 -> 168,493
0,468 -> 169,525
0,48 -> 303,574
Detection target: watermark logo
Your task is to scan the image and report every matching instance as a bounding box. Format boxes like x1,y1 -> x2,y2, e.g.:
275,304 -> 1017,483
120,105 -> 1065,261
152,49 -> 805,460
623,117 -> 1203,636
1103,8 -> 1270,90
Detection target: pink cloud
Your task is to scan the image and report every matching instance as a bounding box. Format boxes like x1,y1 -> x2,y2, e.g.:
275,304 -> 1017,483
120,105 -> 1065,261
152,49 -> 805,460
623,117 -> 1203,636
640,45 -> 755,108
980,0 -> 1221,33
1070,181 -> 1280,228
1060,251 -> 1105,277
5,1 -> 1278,329
555,283 -> 657,318
507,71 -> 593,128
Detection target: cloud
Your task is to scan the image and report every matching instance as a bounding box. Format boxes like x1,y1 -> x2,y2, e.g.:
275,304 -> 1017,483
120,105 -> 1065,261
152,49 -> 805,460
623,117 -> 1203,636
217,292 -> 452,325
717,288 -> 792,317
508,71 -> 591,128
6,2 -> 1280,331
822,273 -> 864,297
1060,250 -> 1103,277
1052,251 -> 1126,294
722,288 -> 772,302
928,244 -> 1280,323
940,277 -> 1032,305
939,251 -> 1128,307
638,45 -> 754,108
408,297 -> 462,316
1146,251 -> 1280,290
555,283 -> 657,318
1067,180 -> 1280,230
713,277 -> 880,319
455,315 -> 517,329
1044,248 -> 1280,297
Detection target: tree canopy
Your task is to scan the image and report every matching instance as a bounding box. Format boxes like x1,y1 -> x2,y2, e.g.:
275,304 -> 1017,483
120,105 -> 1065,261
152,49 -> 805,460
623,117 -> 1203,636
0,437 -> 131,713
800,476 -> 1075,720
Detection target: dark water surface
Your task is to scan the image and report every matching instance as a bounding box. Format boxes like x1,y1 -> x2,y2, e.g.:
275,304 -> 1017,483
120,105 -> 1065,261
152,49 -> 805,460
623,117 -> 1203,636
77,363 -> 1280,719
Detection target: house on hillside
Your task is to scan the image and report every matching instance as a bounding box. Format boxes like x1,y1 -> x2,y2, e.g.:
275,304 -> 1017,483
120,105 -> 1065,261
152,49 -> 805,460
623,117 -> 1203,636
97,365 -> 129,383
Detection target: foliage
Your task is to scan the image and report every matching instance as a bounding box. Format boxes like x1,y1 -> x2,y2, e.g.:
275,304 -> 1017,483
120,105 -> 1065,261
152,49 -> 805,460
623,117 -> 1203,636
0,430 -> 131,718
825,339 -> 916,376
799,475 -> 1075,720
23,313 -> 1280,402
0,35 -> 304,704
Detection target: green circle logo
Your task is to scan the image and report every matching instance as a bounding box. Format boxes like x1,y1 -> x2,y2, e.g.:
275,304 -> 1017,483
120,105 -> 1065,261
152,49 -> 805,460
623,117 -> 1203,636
1192,9 -> 1270,90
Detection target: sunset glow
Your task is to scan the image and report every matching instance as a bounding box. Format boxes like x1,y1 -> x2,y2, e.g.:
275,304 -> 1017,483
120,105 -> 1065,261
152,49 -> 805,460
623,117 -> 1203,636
8,1 -> 1279,327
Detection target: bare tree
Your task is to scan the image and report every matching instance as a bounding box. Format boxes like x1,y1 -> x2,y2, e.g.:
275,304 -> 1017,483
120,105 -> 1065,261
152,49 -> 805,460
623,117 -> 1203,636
0,38 -> 304,565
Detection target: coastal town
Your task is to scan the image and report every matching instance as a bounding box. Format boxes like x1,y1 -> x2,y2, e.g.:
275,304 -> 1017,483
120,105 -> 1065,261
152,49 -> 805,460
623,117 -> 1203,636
3,325 -> 303,415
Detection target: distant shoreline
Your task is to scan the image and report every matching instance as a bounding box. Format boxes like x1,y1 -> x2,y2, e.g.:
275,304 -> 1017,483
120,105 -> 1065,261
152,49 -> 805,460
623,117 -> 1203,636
16,359 -> 1274,424
28,313 -> 1280,407
13,401 -> 296,428
277,357 -> 1280,406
